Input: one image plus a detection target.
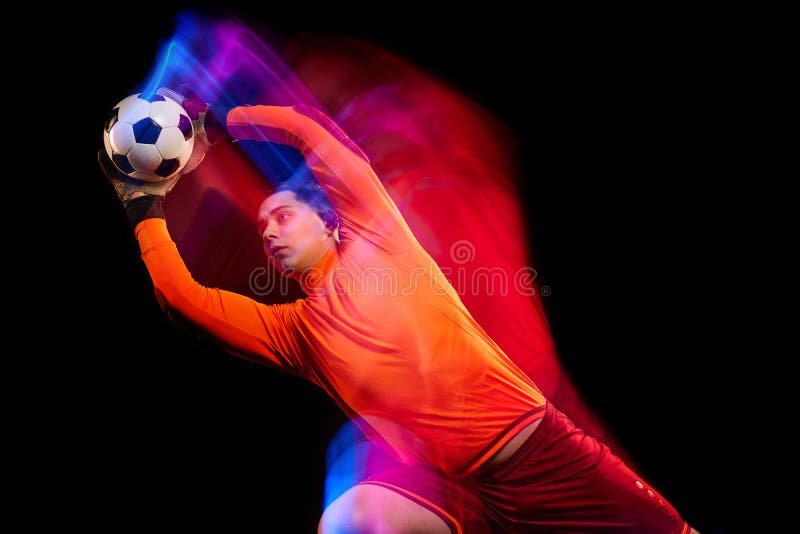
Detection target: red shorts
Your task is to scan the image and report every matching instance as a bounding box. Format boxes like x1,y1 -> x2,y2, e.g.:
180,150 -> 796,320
359,403 -> 691,533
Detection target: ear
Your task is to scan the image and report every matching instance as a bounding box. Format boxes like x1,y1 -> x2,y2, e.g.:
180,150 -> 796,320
321,209 -> 339,232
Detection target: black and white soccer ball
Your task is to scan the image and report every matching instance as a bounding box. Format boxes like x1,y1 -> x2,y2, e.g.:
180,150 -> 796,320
103,93 -> 194,182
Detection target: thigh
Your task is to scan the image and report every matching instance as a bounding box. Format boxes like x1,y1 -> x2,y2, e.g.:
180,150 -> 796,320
479,403 -> 691,533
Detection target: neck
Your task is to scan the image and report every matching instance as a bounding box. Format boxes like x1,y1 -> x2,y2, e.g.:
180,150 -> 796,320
297,242 -> 337,292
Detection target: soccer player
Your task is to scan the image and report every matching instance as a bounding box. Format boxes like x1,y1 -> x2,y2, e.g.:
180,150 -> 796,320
98,94 -> 698,533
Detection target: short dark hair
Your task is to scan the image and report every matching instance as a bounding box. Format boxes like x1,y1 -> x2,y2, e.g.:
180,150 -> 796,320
275,179 -> 338,229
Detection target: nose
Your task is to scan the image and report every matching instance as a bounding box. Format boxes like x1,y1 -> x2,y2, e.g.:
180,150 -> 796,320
262,220 -> 279,242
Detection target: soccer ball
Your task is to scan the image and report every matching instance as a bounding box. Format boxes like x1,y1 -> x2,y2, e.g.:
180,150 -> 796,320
103,92 -> 194,182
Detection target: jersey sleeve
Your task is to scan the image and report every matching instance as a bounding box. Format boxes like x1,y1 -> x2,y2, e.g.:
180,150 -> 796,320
226,105 -> 418,251
135,217 -> 307,375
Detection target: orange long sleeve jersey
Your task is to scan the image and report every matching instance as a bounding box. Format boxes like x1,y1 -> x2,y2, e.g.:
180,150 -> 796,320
135,105 -> 546,477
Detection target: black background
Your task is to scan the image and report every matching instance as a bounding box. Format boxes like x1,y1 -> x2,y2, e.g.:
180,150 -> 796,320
53,3 -> 756,532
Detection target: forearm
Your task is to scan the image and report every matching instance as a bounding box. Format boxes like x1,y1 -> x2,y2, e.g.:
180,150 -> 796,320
225,105 -> 371,203
226,105 -> 414,245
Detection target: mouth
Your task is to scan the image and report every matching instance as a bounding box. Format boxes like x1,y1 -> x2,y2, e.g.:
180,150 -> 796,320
270,245 -> 288,257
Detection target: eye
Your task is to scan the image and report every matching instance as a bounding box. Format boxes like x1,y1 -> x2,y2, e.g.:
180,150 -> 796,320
277,212 -> 291,224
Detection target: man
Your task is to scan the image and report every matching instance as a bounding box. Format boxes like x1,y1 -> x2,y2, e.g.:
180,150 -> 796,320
99,92 -> 697,533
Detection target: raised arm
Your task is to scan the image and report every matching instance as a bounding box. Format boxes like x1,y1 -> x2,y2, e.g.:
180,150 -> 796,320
134,215 -> 306,374
226,105 -> 418,250
98,141 -> 306,376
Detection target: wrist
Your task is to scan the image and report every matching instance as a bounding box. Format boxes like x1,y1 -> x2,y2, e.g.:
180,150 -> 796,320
125,195 -> 165,228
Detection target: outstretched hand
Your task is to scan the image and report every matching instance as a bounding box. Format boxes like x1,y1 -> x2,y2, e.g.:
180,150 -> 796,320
98,87 -> 218,204
97,149 -> 181,203
155,87 -> 216,174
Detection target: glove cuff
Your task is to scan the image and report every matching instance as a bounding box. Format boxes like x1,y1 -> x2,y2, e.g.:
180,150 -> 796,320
125,195 -> 165,228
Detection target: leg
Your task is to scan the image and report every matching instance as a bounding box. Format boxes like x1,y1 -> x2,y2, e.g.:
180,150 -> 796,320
480,403 -> 695,533
318,483 -> 450,534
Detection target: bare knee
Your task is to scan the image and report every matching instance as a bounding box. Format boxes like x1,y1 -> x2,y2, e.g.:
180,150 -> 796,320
318,489 -> 379,534
318,484 -> 450,534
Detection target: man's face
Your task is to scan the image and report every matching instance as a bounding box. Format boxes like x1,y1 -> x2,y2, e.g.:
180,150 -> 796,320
257,190 -> 336,277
